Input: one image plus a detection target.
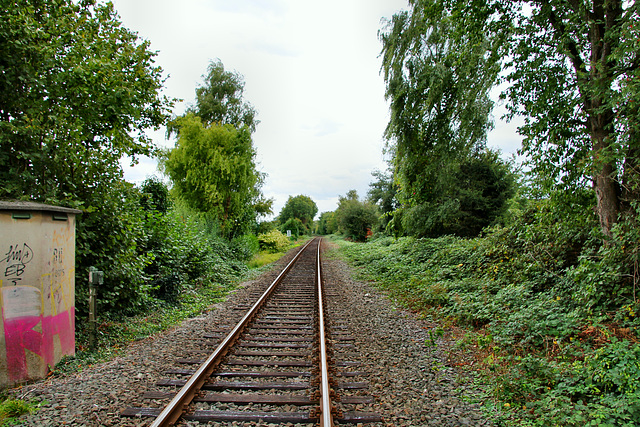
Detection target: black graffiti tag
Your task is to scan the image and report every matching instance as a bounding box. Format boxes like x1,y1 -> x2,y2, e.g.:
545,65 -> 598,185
3,243 -> 34,283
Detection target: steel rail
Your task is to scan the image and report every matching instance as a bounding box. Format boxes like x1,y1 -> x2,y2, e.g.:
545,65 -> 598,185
149,238 -> 317,427
316,239 -> 334,427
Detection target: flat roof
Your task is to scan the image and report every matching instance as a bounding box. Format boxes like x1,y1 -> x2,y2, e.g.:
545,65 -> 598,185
0,201 -> 82,214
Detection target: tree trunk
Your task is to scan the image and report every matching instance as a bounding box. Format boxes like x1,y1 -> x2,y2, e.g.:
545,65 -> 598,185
586,0 -> 622,237
621,124 -> 640,214
593,156 -> 620,236
590,108 -> 620,237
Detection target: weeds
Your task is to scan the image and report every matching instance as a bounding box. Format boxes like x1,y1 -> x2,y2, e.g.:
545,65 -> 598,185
333,219 -> 640,426
248,251 -> 285,268
0,397 -> 38,426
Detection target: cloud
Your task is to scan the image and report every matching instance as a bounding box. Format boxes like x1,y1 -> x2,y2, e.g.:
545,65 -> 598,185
304,118 -> 343,137
119,155 -> 162,185
208,0 -> 287,16
245,40 -> 300,58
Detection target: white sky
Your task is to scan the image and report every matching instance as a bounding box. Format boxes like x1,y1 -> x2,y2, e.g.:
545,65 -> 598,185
114,0 -> 522,219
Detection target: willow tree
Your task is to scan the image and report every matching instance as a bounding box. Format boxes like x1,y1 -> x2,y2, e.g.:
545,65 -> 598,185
379,0 -> 511,236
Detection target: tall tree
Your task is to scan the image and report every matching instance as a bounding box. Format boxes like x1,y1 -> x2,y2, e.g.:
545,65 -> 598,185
165,60 -> 270,236
500,0 -> 640,236
379,0 -> 510,237
0,0 -> 172,203
0,0 -> 174,315
162,114 -> 266,238
184,59 -> 258,133
381,0 -> 640,238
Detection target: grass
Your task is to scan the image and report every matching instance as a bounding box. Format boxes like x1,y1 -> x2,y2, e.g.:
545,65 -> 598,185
248,251 -> 285,268
0,397 -> 39,426
248,237 -> 309,269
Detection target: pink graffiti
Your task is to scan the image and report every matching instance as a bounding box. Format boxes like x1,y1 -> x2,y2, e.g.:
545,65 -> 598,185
4,308 -> 75,382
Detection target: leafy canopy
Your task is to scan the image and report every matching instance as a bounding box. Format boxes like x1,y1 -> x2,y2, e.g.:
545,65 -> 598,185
164,59 -> 271,237
498,0 -> 640,236
0,0 -> 172,204
180,59 -> 258,133
162,114 -> 264,238
368,169 -> 399,232
379,0 -> 512,237
317,211 -> 338,235
0,0 -> 176,316
380,0 -> 640,237
393,0 -> 639,237
278,195 -> 318,229
335,190 -> 379,242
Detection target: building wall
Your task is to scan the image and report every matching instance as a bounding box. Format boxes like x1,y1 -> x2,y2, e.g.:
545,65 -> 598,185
0,210 -> 76,387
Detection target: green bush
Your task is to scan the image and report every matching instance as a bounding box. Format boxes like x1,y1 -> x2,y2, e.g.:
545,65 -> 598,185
75,182 -> 249,320
230,234 -> 260,261
280,217 -> 304,239
335,192 -> 378,242
514,340 -> 640,426
75,182 -> 152,317
257,230 -> 290,253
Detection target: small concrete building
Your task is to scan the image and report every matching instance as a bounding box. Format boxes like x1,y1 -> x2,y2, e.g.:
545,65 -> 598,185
0,201 -> 81,387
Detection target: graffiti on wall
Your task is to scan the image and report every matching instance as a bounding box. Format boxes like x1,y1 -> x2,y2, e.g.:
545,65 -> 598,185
2,243 -> 33,285
1,234 -> 75,383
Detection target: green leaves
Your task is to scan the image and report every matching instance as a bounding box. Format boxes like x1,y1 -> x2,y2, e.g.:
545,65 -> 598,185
278,195 -> 318,233
163,60 -> 266,238
337,223 -> 640,425
162,114 -> 262,238
257,230 -> 290,253
379,1 -> 514,238
187,59 -> 258,133
0,0 -> 173,202
334,190 -> 379,242
500,0 -> 639,235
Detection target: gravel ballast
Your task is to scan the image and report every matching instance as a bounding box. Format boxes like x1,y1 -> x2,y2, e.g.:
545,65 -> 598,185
8,242 -> 491,426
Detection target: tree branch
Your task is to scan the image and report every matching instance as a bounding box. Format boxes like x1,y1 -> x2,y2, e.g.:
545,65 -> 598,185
542,3 -> 587,78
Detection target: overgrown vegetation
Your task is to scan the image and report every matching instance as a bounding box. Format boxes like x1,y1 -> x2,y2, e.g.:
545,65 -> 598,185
0,397 -> 39,426
72,178 -> 253,319
277,195 -> 318,236
335,190 -> 640,425
257,229 -> 291,254
354,2 -> 640,423
3,2 -> 639,425
320,190 -> 379,241
0,0 -> 273,327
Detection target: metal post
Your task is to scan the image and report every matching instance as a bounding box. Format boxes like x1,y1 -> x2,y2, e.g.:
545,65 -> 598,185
88,267 -> 103,351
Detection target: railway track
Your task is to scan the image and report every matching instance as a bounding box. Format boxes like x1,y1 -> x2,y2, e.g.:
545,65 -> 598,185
123,237 -> 381,426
